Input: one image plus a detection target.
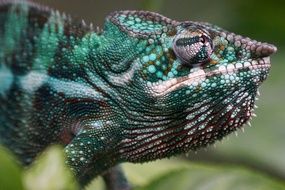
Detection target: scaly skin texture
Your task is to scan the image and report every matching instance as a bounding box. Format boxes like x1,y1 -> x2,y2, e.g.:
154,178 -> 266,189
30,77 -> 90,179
0,0 -> 277,187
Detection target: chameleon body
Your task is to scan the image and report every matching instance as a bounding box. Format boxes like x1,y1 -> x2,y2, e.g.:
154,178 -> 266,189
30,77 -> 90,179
0,0 -> 277,188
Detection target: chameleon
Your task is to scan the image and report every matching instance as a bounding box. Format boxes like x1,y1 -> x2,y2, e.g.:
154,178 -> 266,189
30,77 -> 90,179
0,0 -> 277,189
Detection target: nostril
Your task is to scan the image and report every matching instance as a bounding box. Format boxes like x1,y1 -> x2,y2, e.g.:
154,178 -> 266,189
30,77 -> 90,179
253,43 -> 277,57
235,50 -> 243,60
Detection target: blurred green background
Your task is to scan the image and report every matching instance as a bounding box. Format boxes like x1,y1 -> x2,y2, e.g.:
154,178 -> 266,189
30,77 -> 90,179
1,0 -> 285,189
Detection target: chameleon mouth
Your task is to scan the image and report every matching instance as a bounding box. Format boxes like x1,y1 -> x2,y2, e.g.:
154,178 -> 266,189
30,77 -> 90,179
150,56 -> 272,96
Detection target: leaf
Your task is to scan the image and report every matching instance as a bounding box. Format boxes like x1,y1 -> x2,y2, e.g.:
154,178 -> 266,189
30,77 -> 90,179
23,145 -> 79,190
121,159 -> 285,190
0,146 -> 24,190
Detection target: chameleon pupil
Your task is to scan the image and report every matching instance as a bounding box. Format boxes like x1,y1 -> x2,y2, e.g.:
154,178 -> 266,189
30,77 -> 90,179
175,36 -> 199,46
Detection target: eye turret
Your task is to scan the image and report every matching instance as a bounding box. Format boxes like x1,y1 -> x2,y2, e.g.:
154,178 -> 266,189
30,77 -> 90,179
173,28 -> 213,66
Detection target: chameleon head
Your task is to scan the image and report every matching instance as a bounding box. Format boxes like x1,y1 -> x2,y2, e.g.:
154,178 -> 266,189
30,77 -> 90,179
107,11 -> 277,162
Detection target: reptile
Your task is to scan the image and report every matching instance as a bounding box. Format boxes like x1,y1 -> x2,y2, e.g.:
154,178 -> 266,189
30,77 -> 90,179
0,0 -> 277,189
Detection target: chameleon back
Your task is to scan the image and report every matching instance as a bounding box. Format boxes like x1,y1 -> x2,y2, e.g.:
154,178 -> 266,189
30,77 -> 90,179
0,1 -> 99,164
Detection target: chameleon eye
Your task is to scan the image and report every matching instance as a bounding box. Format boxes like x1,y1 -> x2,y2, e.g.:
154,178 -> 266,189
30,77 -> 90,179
173,30 -> 213,66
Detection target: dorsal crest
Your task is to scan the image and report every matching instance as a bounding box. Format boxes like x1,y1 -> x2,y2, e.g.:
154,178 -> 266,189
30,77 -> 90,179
106,10 -> 179,38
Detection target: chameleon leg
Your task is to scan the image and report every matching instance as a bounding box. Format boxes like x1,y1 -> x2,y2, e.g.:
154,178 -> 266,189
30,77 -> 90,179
64,125 -> 122,187
102,165 -> 132,190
